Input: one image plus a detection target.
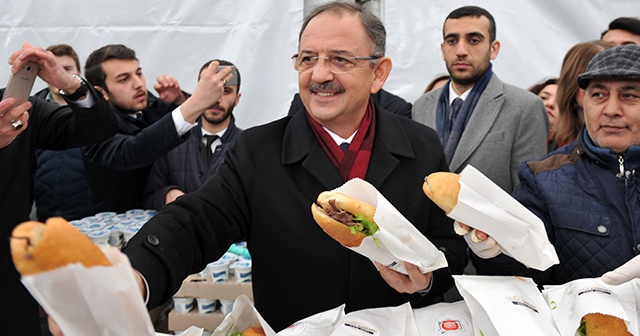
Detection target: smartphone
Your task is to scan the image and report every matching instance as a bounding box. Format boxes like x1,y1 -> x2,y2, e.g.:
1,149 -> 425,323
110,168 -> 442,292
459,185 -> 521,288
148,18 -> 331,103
216,65 -> 238,87
2,61 -> 39,106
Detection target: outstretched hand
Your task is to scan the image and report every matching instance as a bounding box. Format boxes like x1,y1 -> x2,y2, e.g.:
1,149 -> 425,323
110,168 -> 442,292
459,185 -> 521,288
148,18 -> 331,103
178,61 -> 232,123
602,254 -> 640,285
154,75 -> 186,105
0,99 -> 31,148
8,43 -> 80,94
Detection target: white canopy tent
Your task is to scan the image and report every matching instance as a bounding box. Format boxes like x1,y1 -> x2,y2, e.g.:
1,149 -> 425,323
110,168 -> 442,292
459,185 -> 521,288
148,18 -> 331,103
1,0 -> 638,129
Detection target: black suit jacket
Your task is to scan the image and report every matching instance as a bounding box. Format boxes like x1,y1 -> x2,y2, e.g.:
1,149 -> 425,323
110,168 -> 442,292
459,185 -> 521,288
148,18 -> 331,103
83,94 -> 185,213
0,87 -> 116,335
124,105 -> 467,331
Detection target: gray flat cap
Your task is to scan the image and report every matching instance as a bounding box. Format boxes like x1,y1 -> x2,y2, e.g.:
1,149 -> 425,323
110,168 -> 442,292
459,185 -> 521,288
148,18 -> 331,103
577,44 -> 640,89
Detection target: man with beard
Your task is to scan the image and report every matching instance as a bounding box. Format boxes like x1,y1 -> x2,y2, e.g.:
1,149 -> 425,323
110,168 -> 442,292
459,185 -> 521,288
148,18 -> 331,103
412,6 -> 548,193
143,59 -> 242,210
82,44 -> 233,213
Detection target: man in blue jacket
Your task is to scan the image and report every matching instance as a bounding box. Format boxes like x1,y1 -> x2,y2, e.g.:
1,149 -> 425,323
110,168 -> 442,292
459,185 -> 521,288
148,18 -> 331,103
463,44 -> 640,286
144,59 -> 243,210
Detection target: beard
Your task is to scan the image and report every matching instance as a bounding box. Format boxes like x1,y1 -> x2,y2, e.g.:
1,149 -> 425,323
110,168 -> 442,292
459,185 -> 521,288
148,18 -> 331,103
203,104 -> 234,125
447,55 -> 491,87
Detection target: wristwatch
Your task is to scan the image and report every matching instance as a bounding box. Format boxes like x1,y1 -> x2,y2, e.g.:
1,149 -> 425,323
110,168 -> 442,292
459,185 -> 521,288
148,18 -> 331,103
59,74 -> 89,101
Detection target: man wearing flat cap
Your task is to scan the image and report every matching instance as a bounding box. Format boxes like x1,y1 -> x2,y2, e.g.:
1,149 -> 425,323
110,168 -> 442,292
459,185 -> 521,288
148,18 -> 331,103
460,44 -> 640,287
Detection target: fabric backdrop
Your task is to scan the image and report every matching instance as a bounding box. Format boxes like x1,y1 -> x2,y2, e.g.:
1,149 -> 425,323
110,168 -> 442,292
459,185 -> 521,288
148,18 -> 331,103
1,0 -> 638,129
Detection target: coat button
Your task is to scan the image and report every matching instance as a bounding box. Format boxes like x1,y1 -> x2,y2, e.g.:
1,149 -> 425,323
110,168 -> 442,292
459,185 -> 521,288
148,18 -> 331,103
636,243 -> 640,252
147,235 -> 160,246
597,225 -> 607,234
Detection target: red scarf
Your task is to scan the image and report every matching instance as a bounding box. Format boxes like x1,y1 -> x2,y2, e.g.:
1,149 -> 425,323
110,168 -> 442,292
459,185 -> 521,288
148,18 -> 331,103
307,100 -> 376,181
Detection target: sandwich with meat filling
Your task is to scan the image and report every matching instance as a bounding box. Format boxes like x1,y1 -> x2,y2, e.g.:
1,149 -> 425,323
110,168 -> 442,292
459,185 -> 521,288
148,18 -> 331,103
311,191 -> 379,247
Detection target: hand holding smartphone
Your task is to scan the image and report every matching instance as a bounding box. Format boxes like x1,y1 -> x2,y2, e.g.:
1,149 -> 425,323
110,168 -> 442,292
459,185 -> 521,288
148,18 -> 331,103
216,65 -> 238,87
2,61 -> 39,107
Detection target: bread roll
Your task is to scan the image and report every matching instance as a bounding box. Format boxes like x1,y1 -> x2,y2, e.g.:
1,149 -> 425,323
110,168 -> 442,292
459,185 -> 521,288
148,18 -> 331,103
422,172 -> 460,213
242,327 -> 266,336
579,313 -> 632,336
10,217 -> 111,276
311,191 -> 377,247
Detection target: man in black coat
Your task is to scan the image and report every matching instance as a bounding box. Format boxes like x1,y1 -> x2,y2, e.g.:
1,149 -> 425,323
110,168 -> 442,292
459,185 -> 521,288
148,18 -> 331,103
82,44 -> 234,213
1,43 -> 117,336
144,59 -> 243,210
119,2 -> 467,332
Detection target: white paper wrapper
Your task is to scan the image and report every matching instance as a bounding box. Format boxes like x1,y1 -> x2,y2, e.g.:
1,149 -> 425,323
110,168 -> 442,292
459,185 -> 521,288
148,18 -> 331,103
449,165 -> 559,271
329,178 -> 448,274
21,254 -> 155,336
330,302 -> 419,336
542,278 -> 639,336
454,275 -> 561,336
276,304 -> 345,335
413,301 -> 473,336
212,295 -> 276,336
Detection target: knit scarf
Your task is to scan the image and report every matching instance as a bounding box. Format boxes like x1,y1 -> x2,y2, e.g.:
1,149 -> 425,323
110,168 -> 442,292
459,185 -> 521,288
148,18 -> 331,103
307,100 -> 376,181
436,64 -> 493,164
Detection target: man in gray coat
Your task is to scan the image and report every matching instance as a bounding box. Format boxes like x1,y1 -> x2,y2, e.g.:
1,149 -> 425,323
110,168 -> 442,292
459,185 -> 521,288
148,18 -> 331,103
412,5 -> 548,193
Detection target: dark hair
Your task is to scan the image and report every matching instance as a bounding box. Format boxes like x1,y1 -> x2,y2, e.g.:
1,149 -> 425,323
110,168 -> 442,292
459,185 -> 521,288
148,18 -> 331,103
298,1 -> 385,58
601,17 -> 640,39
46,44 -> 81,72
554,40 -> 615,147
84,44 -> 138,91
528,77 -> 558,95
198,59 -> 241,92
445,6 -> 496,42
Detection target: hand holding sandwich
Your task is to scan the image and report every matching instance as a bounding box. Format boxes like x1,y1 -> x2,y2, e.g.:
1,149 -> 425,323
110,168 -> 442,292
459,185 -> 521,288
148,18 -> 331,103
375,261 -> 432,294
422,172 -> 501,259
455,222 -> 501,259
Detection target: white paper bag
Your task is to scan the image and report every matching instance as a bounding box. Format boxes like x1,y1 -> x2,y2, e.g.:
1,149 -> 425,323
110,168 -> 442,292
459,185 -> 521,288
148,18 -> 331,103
413,301 -> 473,336
21,254 -> 155,336
330,302 -> 419,336
454,275 -> 560,336
449,165 -> 559,271
329,178 -> 448,274
276,304 -> 345,336
542,278 -> 638,336
213,295 -> 276,336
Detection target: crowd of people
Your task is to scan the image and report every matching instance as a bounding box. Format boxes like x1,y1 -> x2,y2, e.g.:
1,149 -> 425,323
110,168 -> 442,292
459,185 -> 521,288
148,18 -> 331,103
1,2 -> 639,335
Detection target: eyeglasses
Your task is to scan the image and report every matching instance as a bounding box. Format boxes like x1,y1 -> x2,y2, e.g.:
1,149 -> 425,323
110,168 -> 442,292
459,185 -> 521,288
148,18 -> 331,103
291,54 -> 381,74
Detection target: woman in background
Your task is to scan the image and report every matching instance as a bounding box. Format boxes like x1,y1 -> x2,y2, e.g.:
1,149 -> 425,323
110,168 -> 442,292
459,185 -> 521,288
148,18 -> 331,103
554,40 -> 615,148
529,77 -> 558,151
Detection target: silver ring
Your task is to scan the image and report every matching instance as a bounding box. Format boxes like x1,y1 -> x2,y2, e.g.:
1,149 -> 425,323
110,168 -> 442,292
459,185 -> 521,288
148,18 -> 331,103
11,119 -> 23,131
222,79 -> 227,85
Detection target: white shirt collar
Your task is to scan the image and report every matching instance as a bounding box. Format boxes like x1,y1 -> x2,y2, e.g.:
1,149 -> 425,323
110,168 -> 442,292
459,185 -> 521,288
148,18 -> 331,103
323,126 -> 356,146
448,82 -> 472,105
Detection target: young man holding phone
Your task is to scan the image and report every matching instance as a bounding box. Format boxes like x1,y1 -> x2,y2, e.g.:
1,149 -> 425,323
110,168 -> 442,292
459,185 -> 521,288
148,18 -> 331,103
81,44 -> 234,213
144,59 -> 243,209
0,42 -> 117,336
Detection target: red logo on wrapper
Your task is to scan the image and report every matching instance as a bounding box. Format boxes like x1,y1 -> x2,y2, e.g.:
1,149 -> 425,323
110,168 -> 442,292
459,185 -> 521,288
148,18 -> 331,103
440,319 -> 461,331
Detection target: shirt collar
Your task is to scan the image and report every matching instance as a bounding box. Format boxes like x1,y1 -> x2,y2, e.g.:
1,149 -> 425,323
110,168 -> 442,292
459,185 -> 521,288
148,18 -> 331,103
323,126 -> 356,146
448,82 -> 472,104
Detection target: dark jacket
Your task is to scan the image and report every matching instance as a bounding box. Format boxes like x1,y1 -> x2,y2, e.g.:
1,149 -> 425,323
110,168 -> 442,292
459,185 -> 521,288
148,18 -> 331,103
123,104 -> 467,331
143,116 -> 242,210
287,89 -> 413,119
32,88 -> 95,221
472,128 -> 640,286
0,87 -> 116,335
83,93 -> 185,213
